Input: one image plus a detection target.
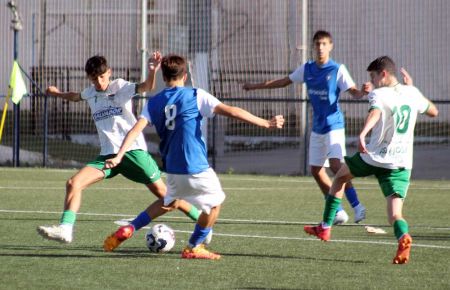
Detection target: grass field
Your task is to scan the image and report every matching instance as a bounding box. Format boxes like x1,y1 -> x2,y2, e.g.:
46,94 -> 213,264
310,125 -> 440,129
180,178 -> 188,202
0,167 -> 449,289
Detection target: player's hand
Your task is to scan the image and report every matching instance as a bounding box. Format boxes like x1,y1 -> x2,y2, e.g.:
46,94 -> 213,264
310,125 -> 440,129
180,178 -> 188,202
358,135 -> 368,154
361,82 -> 373,94
400,67 -> 413,86
148,51 -> 162,71
268,115 -> 285,129
103,156 -> 122,169
46,86 -> 60,96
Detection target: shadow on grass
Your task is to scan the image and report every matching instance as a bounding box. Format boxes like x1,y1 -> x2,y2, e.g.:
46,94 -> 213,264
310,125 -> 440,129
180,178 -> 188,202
0,244 -> 368,264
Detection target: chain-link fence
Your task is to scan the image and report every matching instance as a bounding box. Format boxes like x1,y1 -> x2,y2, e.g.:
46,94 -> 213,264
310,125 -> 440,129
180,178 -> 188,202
1,0 -> 449,177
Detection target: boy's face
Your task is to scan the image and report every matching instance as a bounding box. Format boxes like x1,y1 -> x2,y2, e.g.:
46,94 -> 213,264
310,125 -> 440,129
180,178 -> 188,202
88,69 -> 111,91
313,37 -> 333,63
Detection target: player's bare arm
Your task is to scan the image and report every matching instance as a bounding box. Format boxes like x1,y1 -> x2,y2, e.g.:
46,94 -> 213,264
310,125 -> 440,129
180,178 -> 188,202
214,103 -> 284,129
242,77 -> 292,91
136,51 -> 162,94
46,86 -> 82,102
347,83 -> 372,99
104,118 -> 149,169
358,108 -> 381,153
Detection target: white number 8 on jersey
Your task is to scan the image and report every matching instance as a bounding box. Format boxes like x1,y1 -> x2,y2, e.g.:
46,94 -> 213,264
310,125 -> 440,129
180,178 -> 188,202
164,104 -> 177,130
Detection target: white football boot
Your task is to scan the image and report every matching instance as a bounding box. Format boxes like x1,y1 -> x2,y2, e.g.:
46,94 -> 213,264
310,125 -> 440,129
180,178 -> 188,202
37,225 -> 73,243
353,203 -> 366,223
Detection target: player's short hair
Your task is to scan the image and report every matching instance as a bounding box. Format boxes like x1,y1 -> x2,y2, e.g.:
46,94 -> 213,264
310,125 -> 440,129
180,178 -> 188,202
85,55 -> 109,78
161,54 -> 187,81
313,30 -> 333,43
367,56 -> 397,75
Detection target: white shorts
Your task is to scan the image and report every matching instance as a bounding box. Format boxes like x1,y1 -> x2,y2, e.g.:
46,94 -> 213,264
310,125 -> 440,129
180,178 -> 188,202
309,128 -> 346,167
164,167 -> 226,214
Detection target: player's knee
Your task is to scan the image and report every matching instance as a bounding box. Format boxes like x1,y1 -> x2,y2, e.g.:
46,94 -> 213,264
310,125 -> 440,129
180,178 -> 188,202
66,178 -> 78,191
329,161 -> 342,174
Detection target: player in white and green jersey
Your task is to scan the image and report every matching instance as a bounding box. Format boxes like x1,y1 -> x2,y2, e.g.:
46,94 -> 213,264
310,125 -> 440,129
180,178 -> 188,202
304,56 -> 438,264
37,52 -> 201,244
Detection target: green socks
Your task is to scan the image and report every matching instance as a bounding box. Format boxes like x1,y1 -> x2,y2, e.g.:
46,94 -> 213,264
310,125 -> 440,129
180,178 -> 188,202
393,219 -> 409,240
186,206 -> 201,221
60,210 -> 76,225
323,195 -> 342,227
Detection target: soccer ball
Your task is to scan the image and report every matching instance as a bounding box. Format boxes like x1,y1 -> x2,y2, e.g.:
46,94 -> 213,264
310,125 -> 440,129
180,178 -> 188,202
145,224 -> 175,253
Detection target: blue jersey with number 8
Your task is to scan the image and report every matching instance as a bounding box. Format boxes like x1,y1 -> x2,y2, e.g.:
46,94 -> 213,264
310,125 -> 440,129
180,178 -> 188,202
141,86 -> 220,174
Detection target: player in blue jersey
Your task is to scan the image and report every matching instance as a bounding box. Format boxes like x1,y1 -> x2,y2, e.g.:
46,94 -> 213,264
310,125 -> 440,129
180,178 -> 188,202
243,30 -> 370,224
103,53 -> 285,259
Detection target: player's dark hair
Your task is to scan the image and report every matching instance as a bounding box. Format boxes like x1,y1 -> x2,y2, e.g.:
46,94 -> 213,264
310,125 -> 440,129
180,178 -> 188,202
85,55 -> 109,77
367,56 -> 397,75
161,54 -> 187,81
313,30 -> 333,43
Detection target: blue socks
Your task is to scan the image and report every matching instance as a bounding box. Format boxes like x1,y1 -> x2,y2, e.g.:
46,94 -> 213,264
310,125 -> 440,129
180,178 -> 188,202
188,224 -> 212,248
344,187 -> 361,208
130,211 -> 152,231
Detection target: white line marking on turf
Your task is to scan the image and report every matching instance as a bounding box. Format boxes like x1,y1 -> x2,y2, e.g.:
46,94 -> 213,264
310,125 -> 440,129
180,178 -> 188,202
169,230 -> 450,249
2,209 -> 449,249
3,209 -> 450,230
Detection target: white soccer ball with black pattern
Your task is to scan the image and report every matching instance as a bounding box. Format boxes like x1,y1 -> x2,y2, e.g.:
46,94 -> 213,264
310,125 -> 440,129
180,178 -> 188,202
145,224 -> 175,253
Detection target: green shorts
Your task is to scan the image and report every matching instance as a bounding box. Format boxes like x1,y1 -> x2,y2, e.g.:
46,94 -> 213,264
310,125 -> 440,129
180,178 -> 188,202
87,149 -> 161,184
344,153 -> 411,199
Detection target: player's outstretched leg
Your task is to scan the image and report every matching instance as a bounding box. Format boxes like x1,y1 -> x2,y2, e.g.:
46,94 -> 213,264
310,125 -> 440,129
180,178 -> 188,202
393,233 -> 412,264
104,225 -> 135,252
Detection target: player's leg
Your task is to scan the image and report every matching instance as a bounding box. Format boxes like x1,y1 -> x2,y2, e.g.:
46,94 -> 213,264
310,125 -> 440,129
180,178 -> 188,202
309,132 -> 348,224
182,206 -> 222,260
388,196 -> 412,264
37,165 -> 105,243
178,168 -> 225,260
328,129 -> 366,223
304,163 -> 352,241
380,169 -> 412,264
146,181 -> 201,221
122,150 -> 202,222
